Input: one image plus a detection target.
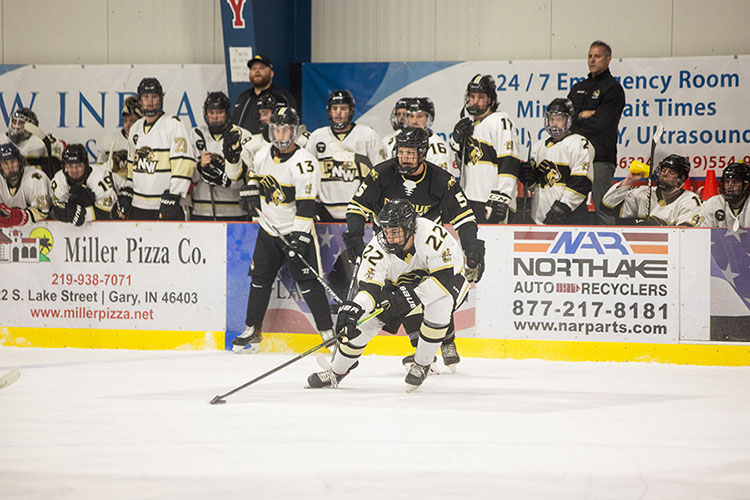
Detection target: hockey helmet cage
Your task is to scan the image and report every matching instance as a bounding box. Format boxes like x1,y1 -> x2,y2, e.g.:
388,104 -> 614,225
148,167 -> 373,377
722,162 -> 750,203
390,97 -> 413,131
377,198 -> 418,254
544,98 -> 575,138
269,106 -> 300,150
203,91 -> 231,134
394,127 -> 429,175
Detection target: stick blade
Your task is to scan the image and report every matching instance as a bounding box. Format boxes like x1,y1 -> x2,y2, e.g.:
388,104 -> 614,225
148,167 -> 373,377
0,368 -> 21,389
209,395 -> 226,405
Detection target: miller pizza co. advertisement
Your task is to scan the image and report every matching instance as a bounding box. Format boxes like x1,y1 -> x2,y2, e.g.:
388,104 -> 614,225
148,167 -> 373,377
0,222 -> 226,330
480,226 -> 679,343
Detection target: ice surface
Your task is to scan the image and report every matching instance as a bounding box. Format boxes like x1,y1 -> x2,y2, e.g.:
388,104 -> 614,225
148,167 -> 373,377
2,346 -> 750,499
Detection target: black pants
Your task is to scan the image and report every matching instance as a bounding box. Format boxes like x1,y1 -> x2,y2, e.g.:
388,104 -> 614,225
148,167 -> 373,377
244,228 -> 333,331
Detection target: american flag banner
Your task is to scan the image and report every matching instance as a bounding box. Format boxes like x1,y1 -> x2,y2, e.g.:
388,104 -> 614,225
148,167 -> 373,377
710,227 -> 750,341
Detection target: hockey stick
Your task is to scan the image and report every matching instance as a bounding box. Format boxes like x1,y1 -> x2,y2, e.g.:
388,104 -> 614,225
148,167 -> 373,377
254,207 -> 345,305
209,306 -> 385,405
521,129 -> 532,224
208,185 -> 217,221
0,368 -> 20,390
23,121 -> 54,176
645,122 -> 664,219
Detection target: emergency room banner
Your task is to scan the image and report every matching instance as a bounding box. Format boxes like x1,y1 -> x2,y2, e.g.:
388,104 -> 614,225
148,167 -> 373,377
303,56 -> 750,180
0,64 -> 226,159
0,222 -> 226,330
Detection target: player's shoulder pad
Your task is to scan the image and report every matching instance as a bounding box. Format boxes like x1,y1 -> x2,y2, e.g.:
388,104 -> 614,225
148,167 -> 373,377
371,158 -> 399,183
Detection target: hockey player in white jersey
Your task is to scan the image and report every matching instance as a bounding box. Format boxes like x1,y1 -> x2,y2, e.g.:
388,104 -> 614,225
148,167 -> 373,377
0,142 -> 50,227
602,154 -> 702,226
50,144 -> 119,225
305,89 -> 387,221
190,91 -> 251,221
97,96 -> 142,178
403,97 -> 458,177
382,97 -> 412,153
523,98 -> 594,224
232,106 -> 334,351
307,199 -> 469,391
120,77 -> 196,221
451,74 -> 521,223
5,108 -> 63,179
699,162 -> 750,230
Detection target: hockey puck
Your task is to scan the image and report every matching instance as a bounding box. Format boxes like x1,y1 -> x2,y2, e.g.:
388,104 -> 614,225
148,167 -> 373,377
209,396 -> 226,405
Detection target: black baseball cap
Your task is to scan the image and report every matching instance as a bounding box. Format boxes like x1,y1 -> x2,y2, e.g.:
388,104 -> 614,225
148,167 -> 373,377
247,55 -> 273,70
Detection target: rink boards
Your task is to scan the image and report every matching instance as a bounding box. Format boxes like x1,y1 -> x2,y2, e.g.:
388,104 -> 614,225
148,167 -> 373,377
1,221 -> 748,365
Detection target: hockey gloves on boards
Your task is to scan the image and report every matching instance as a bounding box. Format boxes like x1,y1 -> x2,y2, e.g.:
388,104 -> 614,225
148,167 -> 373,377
486,190 -> 511,223
239,185 -> 261,216
158,191 -> 183,220
222,128 -> 242,164
464,238 -> 485,283
57,203 -> 86,226
543,200 -> 572,225
286,231 -> 312,262
342,230 -> 365,264
335,301 -> 365,342
117,186 -> 134,219
0,204 -> 29,227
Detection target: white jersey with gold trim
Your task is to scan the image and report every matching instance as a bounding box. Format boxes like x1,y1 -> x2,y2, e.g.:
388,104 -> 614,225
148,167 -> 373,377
0,166 -> 51,223
305,124 -> 387,220
459,111 -> 521,209
97,128 -> 130,161
529,134 -> 594,224
191,125 -> 253,218
602,183 -> 702,226
250,144 -> 320,236
698,194 -> 750,229
50,164 -> 118,222
126,114 -> 196,211
353,217 -> 466,313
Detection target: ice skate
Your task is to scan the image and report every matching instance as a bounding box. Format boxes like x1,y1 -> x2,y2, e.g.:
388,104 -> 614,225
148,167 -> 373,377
307,368 -> 347,388
231,325 -> 262,353
441,341 -> 460,373
401,354 -> 439,374
405,362 -> 430,392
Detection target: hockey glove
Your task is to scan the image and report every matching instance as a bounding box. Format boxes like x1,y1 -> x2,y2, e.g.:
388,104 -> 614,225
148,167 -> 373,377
158,191 -> 183,220
543,200 -> 572,225
335,301 -> 365,342
464,238 -> 486,283
380,283 -> 421,320
342,230 -> 365,264
59,203 -> 86,226
0,204 -> 29,228
117,187 -> 134,219
239,185 -> 261,216
69,185 -> 96,207
286,231 -> 312,262
452,117 -> 474,146
223,127 -> 242,164
199,157 -> 231,188
519,160 -> 541,187
536,159 -> 559,187
486,191 -> 511,223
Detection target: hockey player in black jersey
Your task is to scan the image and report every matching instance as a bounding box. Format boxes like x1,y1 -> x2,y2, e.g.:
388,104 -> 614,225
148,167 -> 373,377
343,126 -> 485,371
232,106 -> 334,352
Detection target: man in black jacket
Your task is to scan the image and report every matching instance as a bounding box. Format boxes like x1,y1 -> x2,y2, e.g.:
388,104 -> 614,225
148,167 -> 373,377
231,55 -> 297,134
567,40 -> 625,225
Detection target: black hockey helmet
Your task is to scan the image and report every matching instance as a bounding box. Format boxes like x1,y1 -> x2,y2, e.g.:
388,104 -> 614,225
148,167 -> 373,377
8,107 -> 38,142
327,89 -> 355,130
256,93 -> 278,111
203,91 -> 231,134
406,97 -> 435,130
377,199 -> 418,254
137,77 -> 164,117
390,97 -> 413,131
721,162 -> 750,204
544,98 -> 575,138
269,106 -> 300,150
464,74 -> 498,117
121,95 -> 143,118
0,142 -> 25,183
62,143 -> 92,184
657,154 -> 690,191
394,127 -> 430,175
